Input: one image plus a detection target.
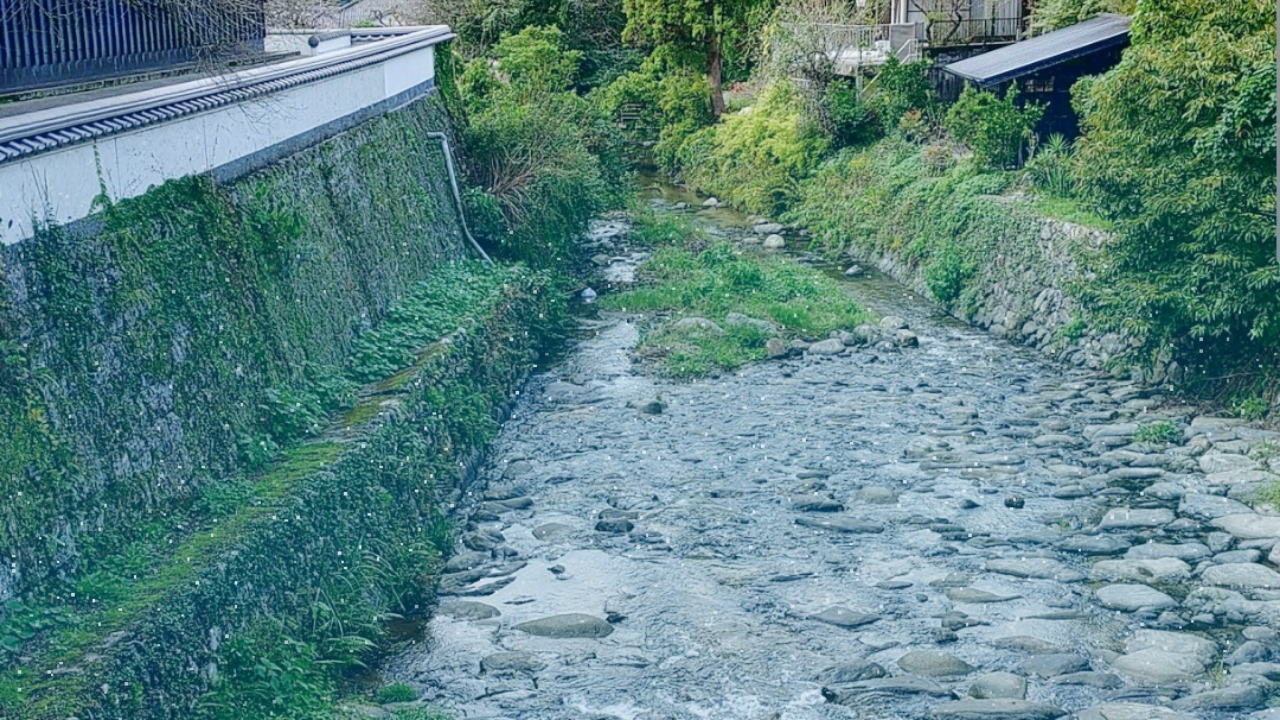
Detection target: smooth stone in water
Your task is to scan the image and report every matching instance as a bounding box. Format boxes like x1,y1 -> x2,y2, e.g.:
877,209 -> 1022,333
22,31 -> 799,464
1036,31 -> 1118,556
762,234 -> 786,249
1200,453 -> 1260,474
1021,653 -> 1089,678
986,558 -> 1085,582
437,600 -> 501,620
928,699 -> 1066,720
806,338 -> 846,356
822,677 -> 952,702
790,494 -> 845,512
1058,536 -> 1129,556
946,587 -> 1020,604
1095,584 -> 1177,611
1098,507 -> 1174,530
795,516 -> 884,533
1127,629 -> 1218,663
968,672 -> 1026,700
1201,562 -> 1280,589
817,659 -> 887,684
512,613 -> 614,638
1111,649 -> 1205,686
1125,542 -> 1211,562
1172,682 -> 1270,711
810,606 -> 879,628
1212,513 -> 1280,540
1089,557 -> 1190,584
532,522 -> 573,540
480,651 -> 545,673
1074,703 -> 1196,720
1179,493 -> 1253,520
897,649 -> 975,677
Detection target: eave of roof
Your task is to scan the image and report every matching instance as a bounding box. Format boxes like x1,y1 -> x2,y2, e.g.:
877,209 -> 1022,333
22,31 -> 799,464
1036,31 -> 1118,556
943,13 -> 1131,87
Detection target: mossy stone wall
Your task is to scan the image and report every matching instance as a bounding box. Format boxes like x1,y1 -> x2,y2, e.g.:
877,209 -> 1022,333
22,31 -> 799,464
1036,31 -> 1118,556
0,91 -> 467,602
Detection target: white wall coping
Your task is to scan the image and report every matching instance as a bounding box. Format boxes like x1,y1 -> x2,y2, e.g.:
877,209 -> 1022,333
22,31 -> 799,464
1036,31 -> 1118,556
0,25 -> 455,165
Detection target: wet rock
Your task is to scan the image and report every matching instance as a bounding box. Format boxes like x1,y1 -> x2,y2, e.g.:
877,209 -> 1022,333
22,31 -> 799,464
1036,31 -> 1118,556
1075,703 -> 1196,720
702,197 -> 720,208
806,339 -> 846,356
1125,542 -> 1211,562
762,234 -> 786,249
437,601 -> 501,620
1201,562 -> 1280,589
822,676 -> 953,702
481,651 -> 545,674
1089,557 -> 1190,584
532,523 -> 573,541
763,337 -> 789,360
1048,672 -> 1121,688
1021,654 -> 1089,678
1095,584 -> 1177,611
844,265 -> 864,276
754,222 -> 784,234
1226,640 -> 1272,665
985,558 -> 1085,582
810,606 -> 879,628
895,330 -> 920,347
789,494 -> 844,512
1200,453 -> 1260,474
1057,536 -> 1129,556
1211,513 -> 1280,540
1004,496 -> 1025,509
595,518 -> 635,533
854,486 -> 899,504
1111,648 -> 1206,685
1172,682 -> 1270,711
672,316 -> 723,334
946,588 -> 1019,604
724,312 -> 775,332
897,650 -> 975,677
463,529 -> 505,551
444,551 -> 490,573
928,699 -> 1066,720
879,315 -> 908,330
1097,508 -> 1174,530
968,672 -> 1026,700
817,659 -> 887,684
1233,662 -> 1280,681
1178,493 -> 1252,520
795,516 -> 884,533
513,614 -> 614,638
988,636 -> 1065,655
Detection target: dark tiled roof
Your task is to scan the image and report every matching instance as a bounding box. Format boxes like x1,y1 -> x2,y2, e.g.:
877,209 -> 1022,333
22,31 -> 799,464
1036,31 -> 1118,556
944,14 -> 1131,86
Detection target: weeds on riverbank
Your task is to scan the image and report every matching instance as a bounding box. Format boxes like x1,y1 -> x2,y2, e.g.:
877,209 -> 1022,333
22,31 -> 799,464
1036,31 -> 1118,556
602,215 -> 868,377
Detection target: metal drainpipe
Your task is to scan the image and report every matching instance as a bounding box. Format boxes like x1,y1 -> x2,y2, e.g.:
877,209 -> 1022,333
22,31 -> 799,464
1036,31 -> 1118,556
425,131 -> 493,264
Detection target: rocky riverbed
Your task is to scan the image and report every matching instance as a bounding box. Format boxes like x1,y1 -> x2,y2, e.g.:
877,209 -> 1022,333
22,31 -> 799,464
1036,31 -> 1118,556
383,202 -> 1280,720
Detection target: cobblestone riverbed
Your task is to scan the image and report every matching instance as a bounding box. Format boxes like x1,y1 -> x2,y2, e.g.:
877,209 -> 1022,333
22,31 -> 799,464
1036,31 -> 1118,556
385,203 -> 1280,720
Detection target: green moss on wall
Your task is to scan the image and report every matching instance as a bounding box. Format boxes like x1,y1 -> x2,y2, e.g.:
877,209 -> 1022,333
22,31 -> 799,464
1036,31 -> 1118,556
0,91 -> 468,610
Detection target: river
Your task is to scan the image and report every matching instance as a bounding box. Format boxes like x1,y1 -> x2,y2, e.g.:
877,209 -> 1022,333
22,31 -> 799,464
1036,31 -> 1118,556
384,184 -> 1280,720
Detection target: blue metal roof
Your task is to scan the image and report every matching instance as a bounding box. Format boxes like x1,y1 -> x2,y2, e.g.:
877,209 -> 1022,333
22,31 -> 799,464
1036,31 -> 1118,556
943,14 -> 1131,86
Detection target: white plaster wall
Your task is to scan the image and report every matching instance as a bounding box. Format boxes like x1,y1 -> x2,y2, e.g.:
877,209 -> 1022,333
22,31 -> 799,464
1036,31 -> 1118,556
0,43 -> 435,246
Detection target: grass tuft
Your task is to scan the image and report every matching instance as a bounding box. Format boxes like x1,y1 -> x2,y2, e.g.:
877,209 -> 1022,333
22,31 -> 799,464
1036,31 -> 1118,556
602,216 -> 868,377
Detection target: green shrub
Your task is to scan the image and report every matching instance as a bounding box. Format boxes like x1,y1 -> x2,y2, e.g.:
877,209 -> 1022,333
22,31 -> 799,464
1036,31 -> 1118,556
1134,420 -> 1181,444
1025,133 -> 1076,197
1070,0 -> 1277,380
945,86 -> 1044,169
376,683 -> 418,704
458,26 -> 626,267
818,78 -> 882,148
1235,395 -> 1271,421
866,58 -> 936,134
681,82 -> 829,215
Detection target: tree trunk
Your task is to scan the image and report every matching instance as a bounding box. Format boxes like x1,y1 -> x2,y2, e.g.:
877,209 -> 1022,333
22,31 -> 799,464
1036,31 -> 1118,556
708,33 -> 726,118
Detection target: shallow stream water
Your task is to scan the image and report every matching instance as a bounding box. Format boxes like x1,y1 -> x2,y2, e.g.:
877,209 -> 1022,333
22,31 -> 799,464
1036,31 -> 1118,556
385,186 -> 1280,720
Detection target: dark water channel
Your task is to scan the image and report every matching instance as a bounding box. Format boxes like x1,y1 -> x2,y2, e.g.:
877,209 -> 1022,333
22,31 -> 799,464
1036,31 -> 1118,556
385,184 -> 1280,720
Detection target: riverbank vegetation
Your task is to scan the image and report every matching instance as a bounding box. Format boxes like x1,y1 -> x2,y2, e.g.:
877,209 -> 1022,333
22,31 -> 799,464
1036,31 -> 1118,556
602,213 -> 867,377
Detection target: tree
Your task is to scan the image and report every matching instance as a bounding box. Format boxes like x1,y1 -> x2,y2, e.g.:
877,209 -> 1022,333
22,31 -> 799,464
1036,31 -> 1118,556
1070,0 -> 1277,367
622,0 -> 775,117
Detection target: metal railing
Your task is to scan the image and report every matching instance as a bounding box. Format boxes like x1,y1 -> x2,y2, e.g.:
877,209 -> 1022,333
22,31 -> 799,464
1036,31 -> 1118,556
1,0 -> 265,93
924,16 -> 1028,47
